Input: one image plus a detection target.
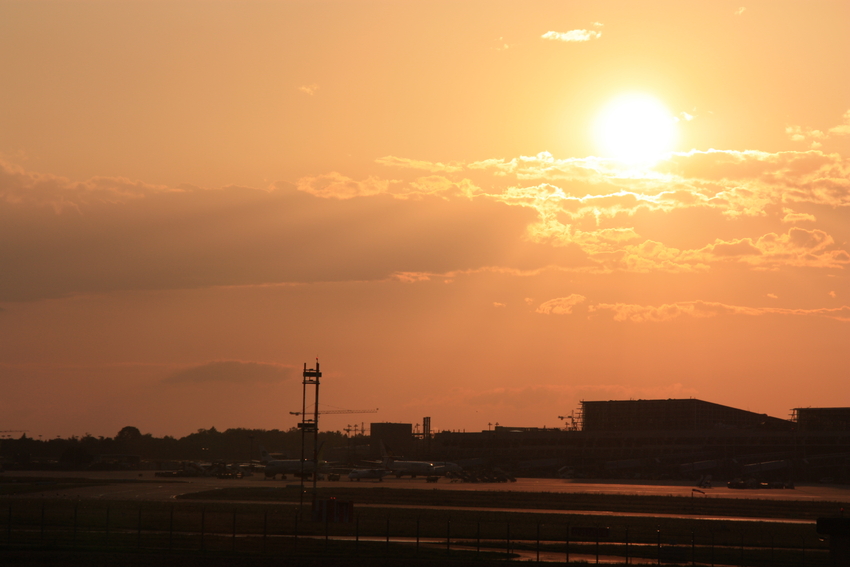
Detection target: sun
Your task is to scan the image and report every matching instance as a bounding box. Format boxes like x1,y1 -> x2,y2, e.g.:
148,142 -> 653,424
593,93 -> 677,164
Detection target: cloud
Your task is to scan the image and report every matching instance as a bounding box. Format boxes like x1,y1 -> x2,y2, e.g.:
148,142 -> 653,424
493,36 -> 510,51
3,145 -> 849,303
829,110 -> 850,135
785,125 -> 825,148
586,301 -> 850,323
745,228 -> 850,269
296,170 -> 480,200
536,294 -> 586,315
735,7 -> 746,16
407,176 -> 480,199
408,382 -> 698,414
164,361 -> 296,384
601,228 -> 850,273
541,29 -> 602,42
0,160 -> 537,301
781,209 -> 816,223
376,156 -> 463,173
0,159 -> 169,212
785,109 -> 850,148
296,172 -> 391,199
298,84 -> 319,95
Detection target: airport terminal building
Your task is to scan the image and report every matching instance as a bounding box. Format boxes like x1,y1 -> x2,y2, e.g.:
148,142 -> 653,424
426,399 -> 850,482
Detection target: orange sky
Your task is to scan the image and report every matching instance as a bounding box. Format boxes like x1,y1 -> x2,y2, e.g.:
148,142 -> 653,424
1,1 -> 849,439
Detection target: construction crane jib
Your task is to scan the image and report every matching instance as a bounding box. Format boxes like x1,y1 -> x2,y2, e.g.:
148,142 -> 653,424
289,408 -> 378,416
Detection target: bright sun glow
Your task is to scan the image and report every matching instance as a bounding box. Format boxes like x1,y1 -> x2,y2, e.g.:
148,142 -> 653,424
594,93 -> 677,164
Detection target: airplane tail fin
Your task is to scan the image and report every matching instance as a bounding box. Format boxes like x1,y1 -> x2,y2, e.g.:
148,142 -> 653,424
259,446 -> 271,464
380,440 -> 395,468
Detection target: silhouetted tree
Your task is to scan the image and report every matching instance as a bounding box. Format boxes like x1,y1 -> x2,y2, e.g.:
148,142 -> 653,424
116,426 -> 142,441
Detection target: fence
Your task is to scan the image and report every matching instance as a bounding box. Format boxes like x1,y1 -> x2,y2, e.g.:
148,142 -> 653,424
0,498 -> 831,565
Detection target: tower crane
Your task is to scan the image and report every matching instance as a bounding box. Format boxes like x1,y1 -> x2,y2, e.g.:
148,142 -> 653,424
558,413 -> 578,431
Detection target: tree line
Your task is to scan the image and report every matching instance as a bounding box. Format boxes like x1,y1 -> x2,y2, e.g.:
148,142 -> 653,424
0,426 -> 353,469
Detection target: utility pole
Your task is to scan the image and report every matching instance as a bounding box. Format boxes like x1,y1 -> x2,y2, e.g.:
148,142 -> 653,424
298,360 -> 322,517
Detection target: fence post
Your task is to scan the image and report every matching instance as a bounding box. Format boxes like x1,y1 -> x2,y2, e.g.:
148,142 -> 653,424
294,511 -> 299,554
40,503 -> 45,544
105,506 -> 110,548
73,504 -> 78,548
477,521 -> 481,555
657,528 -> 661,565
232,508 -> 237,553
137,505 -> 142,549
711,532 -> 714,567
740,533 -> 744,566
416,516 -> 420,555
262,509 -> 267,555
446,518 -> 451,553
355,515 -> 359,556
566,522 -> 570,564
200,507 -> 206,553
6,503 -> 11,544
596,529 -> 600,564
536,522 -> 540,563
625,526 -> 629,565
692,530 -> 696,566
386,516 -> 390,553
507,521 -> 511,557
324,505 -> 330,554
169,505 -> 173,550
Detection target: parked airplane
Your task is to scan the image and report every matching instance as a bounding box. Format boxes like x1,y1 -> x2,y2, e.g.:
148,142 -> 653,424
430,461 -> 463,475
347,468 -> 390,481
380,442 -> 461,478
260,448 -> 330,480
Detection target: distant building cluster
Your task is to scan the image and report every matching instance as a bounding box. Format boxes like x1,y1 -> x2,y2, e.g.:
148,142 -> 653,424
372,399 -> 850,483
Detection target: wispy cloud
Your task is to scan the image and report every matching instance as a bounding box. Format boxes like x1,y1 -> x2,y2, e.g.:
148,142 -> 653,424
493,36 -> 510,51
541,29 -> 602,42
786,109 -> 850,147
298,84 -> 319,95
296,172 -> 391,199
584,301 -> 850,323
781,208 -> 816,223
829,110 -> 850,135
406,382 -> 699,414
375,156 -> 463,173
164,361 -> 296,384
0,160 -> 169,212
536,294 -> 586,315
